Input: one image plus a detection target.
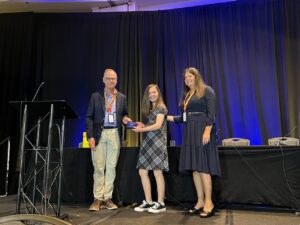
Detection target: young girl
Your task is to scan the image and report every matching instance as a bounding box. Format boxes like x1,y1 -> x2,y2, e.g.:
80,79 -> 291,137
132,84 -> 168,213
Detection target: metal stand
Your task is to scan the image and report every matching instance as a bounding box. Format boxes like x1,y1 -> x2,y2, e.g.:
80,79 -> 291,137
0,137 -> 11,198
10,101 -> 78,216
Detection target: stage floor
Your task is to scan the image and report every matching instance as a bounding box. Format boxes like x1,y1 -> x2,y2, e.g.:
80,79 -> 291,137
0,195 -> 299,225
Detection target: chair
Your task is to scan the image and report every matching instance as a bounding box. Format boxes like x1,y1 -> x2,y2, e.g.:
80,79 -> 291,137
222,138 -> 250,146
268,137 -> 299,146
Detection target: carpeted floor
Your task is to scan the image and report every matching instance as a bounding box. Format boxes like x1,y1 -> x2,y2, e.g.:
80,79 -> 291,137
0,195 -> 299,225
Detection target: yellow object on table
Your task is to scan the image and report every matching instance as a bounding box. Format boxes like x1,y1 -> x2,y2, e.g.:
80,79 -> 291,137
82,132 -> 90,148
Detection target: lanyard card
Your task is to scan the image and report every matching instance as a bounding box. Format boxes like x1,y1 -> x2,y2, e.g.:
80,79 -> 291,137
108,113 -> 115,123
183,112 -> 187,122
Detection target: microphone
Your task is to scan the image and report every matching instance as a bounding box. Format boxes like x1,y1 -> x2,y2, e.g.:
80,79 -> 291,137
31,82 -> 45,101
282,126 -> 297,138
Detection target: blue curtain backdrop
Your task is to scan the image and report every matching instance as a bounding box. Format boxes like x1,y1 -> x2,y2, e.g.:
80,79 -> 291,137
32,0 -> 297,146
1,0 -> 300,193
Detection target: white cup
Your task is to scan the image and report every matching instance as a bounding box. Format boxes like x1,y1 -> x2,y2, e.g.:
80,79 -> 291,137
170,140 -> 176,146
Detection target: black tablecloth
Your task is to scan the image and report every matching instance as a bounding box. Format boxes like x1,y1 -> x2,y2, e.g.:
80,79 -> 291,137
61,146 -> 300,210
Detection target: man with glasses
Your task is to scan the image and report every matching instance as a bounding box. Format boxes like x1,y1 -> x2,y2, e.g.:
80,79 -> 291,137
86,68 -> 132,211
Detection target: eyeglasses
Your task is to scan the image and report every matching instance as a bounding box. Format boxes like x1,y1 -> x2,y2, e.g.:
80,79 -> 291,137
105,77 -> 117,81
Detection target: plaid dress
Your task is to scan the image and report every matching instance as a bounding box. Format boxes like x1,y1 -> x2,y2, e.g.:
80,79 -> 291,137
136,106 -> 169,171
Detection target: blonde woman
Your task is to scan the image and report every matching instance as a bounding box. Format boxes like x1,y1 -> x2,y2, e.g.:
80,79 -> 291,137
132,84 -> 168,213
167,67 -> 221,218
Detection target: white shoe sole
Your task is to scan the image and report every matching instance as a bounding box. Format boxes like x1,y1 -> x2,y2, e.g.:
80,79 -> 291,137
148,208 -> 166,213
134,207 -> 149,212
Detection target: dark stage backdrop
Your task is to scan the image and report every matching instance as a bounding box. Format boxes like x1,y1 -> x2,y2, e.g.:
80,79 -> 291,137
0,0 -> 300,194
0,13 -> 37,194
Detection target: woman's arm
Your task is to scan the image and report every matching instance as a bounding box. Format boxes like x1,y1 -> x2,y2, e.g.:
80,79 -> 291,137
205,86 -> 216,126
167,115 -> 174,122
168,95 -> 184,123
202,125 -> 213,145
202,86 -> 216,145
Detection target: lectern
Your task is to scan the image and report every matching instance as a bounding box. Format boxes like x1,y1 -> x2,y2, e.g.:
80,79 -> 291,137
10,101 -> 79,217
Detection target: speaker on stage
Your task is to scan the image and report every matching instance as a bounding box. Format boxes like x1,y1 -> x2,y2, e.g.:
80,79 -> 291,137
222,138 -> 250,146
268,137 -> 299,146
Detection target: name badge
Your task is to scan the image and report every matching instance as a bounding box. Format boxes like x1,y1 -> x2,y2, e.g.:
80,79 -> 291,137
108,113 -> 114,123
183,112 -> 186,122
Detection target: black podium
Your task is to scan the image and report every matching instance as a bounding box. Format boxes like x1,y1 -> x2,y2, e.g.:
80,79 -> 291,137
10,101 -> 79,216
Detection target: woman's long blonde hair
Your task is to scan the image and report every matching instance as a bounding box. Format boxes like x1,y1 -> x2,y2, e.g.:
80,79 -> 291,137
142,84 -> 165,117
183,67 -> 206,98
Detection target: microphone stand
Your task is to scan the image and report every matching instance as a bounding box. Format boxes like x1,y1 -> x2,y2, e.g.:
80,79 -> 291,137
277,126 -> 298,146
31,82 -> 45,102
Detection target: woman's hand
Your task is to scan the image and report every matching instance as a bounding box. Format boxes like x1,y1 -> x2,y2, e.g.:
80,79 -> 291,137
202,131 -> 211,145
167,115 -> 174,122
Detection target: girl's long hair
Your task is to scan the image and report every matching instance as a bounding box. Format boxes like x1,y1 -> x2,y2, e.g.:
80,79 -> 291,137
142,84 -> 165,117
183,67 -> 206,98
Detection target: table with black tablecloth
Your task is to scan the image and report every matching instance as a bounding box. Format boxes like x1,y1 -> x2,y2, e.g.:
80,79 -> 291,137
60,146 -> 300,210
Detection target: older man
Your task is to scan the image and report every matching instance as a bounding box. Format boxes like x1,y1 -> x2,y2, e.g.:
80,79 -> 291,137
86,68 -> 131,211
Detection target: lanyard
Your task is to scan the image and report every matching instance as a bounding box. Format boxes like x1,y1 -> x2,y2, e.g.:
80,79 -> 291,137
104,89 -> 117,113
183,89 -> 195,112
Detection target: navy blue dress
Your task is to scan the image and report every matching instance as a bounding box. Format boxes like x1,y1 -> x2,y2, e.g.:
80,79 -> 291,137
174,86 -> 221,176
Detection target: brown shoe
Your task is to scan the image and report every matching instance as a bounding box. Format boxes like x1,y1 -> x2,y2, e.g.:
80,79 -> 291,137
104,199 -> 118,210
89,199 -> 102,211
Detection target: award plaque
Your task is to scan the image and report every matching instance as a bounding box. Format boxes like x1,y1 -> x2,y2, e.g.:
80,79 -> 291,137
126,122 -> 137,129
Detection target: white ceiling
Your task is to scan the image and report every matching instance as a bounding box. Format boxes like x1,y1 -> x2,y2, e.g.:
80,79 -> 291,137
0,0 -> 237,13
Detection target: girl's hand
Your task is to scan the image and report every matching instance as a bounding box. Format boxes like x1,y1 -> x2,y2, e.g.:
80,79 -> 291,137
135,122 -> 145,128
132,127 -> 144,133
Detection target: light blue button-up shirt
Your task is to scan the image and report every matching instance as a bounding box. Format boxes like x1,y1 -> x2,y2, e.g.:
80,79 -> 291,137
104,94 -> 117,127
